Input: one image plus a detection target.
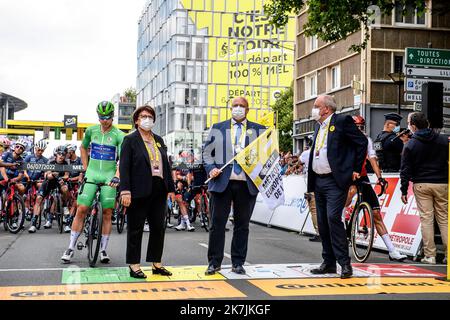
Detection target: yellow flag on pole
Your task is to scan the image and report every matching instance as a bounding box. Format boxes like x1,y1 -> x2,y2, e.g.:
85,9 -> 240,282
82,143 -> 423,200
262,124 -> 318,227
235,126 -> 284,210
257,111 -> 276,128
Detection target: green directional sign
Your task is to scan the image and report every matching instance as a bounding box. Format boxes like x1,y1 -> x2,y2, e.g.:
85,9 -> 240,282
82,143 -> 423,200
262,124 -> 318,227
406,48 -> 450,68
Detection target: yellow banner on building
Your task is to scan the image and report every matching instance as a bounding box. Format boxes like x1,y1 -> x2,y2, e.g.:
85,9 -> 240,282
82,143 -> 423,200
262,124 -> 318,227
235,126 -> 284,210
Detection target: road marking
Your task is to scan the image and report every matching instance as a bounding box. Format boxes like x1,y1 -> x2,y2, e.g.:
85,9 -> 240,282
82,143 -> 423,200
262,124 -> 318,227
0,281 -> 246,300
249,277 -> 450,297
62,266 -> 225,284
198,243 -> 252,265
0,262 -> 444,273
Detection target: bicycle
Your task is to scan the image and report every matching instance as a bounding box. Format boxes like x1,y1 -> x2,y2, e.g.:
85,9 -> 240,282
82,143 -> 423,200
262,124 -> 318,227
0,181 -> 26,234
39,180 -> 65,233
24,180 -> 41,228
65,180 -> 80,229
192,185 -> 210,232
345,179 -> 387,263
114,192 -> 127,234
76,180 -> 106,267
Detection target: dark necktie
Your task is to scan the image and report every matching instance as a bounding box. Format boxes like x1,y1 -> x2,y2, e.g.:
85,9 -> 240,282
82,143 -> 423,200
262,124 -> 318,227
233,122 -> 243,175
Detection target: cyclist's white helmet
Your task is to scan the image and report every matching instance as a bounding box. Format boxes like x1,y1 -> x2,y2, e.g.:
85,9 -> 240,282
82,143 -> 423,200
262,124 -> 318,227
15,139 -> 27,149
65,143 -> 77,152
53,145 -> 68,156
0,136 -> 12,147
34,139 -> 49,150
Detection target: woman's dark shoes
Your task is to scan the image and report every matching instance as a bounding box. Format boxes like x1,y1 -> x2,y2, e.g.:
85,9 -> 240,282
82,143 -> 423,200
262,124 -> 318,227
129,266 -> 147,279
152,264 -> 172,276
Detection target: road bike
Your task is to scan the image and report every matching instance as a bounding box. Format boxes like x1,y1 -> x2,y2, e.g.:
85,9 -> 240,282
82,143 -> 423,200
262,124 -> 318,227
193,185 -> 210,232
24,180 -> 41,227
76,180 -> 106,267
345,179 -> 387,263
0,181 -> 26,234
114,193 -> 127,234
39,179 -> 65,233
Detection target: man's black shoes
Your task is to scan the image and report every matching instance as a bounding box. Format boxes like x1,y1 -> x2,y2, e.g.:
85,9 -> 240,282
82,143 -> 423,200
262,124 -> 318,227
309,235 -> 321,242
205,265 -> 221,275
231,265 -> 246,275
310,263 -> 337,275
340,264 -> 353,279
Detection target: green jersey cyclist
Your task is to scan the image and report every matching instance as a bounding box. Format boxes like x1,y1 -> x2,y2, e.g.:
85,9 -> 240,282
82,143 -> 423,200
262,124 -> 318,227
61,101 -> 125,264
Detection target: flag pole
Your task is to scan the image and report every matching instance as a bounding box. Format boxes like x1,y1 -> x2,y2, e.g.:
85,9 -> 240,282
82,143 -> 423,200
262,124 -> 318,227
204,156 -> 236,185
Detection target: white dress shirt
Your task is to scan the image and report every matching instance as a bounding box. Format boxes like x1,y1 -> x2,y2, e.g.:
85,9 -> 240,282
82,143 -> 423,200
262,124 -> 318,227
230,118 -> 247,181
312,114 -> 332,175
299,148 -> 310,174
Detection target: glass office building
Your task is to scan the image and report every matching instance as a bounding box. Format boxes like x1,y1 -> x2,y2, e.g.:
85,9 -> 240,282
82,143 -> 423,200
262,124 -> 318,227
137,0 -> 294,159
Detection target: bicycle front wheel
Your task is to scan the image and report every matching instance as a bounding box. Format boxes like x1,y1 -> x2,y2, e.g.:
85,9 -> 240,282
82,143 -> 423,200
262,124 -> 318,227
116,204 -> 126,234
87,201 -> 103,267
7,194 -> 26,234
200,195 -> 209,232
56,195 -> 64,234
351,202 -> 375,263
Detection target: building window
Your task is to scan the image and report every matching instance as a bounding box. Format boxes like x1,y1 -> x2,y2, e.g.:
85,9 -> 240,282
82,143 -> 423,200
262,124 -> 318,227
305,73 -> 317,99
305,35 -> 318,53
394,2 -> 425,25
185,88 -> 190,105
186,42 -> 191,59
331,65 -> 340,90
195,43 -> 203,60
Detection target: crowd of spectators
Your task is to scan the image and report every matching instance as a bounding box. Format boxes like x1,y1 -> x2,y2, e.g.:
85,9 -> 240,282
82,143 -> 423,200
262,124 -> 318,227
279,151 -> 304,176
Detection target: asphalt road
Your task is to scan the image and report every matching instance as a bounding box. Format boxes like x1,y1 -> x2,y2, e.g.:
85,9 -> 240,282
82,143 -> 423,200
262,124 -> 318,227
0,217 -> 449,301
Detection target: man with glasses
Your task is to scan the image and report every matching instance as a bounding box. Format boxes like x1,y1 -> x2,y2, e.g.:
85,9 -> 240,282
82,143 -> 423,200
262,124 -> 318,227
203,96 -> 266,275
0,139 -> 27,196
61,101 -> 124,264
28,145 -> 70,233
374,113 -> 404,172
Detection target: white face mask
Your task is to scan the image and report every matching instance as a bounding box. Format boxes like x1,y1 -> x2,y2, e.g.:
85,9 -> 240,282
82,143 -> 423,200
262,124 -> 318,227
311,108 -> 321,121
231,106 -> 246,121
139,118 -> 155,131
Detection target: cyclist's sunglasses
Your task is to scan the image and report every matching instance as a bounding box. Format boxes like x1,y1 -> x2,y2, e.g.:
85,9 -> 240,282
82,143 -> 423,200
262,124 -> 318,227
15,145 -> 24,151
56,152 -> 66,156
98,115 -> 113,121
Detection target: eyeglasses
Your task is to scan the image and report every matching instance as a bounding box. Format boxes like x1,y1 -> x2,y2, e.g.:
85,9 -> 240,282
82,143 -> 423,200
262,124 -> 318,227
98,115 -> 113,121
139,115 -> 153,120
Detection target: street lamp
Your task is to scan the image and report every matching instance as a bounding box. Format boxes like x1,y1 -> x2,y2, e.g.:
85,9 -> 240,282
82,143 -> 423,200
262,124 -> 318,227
388,71 -> 405,115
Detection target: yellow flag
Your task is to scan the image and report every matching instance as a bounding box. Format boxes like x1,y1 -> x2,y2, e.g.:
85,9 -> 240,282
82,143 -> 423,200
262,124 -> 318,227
257,111 -> 275,128
235,126 -> 284,209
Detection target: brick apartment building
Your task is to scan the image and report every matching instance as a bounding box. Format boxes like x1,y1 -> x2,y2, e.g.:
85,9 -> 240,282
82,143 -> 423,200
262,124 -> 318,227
293,0 -> 450,153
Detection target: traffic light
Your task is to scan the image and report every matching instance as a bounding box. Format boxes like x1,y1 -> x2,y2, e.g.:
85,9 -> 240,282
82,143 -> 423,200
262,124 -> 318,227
421,82 -> 443,129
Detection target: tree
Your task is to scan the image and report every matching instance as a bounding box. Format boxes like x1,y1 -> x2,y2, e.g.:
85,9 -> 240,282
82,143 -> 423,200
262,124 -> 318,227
264,0 -> 426,52
124,87 -> 137,103
272,85 -> 294,153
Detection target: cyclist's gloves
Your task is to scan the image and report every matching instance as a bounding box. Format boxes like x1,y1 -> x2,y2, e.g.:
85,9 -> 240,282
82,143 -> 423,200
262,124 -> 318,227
110,177 -> 120,185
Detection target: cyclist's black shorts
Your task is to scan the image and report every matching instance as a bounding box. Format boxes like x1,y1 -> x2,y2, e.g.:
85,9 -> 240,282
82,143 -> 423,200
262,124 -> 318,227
354,175 -> 380,210
38,179 -> 64,198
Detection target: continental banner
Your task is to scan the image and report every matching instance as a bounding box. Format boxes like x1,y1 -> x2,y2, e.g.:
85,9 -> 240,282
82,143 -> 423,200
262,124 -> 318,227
235,126 -> 284,210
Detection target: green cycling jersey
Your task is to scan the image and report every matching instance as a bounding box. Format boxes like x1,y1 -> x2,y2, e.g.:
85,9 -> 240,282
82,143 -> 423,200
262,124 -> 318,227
77,125 -> 125,209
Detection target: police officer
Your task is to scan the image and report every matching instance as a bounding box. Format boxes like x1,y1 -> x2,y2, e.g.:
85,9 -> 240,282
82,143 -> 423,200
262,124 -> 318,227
374,113 -> 404,172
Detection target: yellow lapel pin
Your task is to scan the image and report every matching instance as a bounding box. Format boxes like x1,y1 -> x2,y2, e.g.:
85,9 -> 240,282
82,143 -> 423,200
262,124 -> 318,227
156,142 -> 162,148
329,126 -> 335,132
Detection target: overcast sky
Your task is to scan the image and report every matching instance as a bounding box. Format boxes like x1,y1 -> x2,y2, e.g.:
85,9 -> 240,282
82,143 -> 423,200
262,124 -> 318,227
0,0 -> 147,123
